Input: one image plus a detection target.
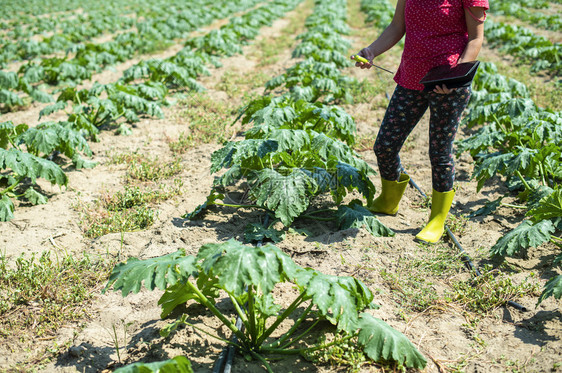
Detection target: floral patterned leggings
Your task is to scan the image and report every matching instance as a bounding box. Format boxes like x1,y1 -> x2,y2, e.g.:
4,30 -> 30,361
373,85 -> 471,192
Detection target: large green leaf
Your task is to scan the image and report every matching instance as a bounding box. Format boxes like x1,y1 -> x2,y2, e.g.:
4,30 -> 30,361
23,188 -> 48,205
244,222 -> 285,244
266,129 -> 310,152
0,195 -> 15,222
158,272 -> 220,319
537,275 -> 562,305
528,188 -> 562,222
250,168 -> 317,226
336,202 -> 394,237
104,250 -> 198,296
295,268 -> 374,333
39,101 -> 67,119
468,196 -> 504,218
332,162 -> 376,204
0,148 -> 67,186
210,139 -> 278,174
357,313 -> 427,369
113,356 -> 193,373
196,239 -> 298,296
490,220 -> 555,257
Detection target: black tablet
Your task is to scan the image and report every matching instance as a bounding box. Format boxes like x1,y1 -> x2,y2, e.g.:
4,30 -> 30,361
420,61 -> 480,92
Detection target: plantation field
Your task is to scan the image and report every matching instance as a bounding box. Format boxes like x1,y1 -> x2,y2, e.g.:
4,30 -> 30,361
1,0 -> 561,372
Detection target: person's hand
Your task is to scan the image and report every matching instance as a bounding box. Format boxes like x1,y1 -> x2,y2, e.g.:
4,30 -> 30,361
433,84 -> 455,94
351,48 -> 376,69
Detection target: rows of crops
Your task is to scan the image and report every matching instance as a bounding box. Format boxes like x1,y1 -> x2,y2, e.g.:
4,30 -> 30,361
0,0 -> 305,221
456,62 -> 562,304
106,0 -> 428,370
0,0 -> 277,109
1,0 -> 561,370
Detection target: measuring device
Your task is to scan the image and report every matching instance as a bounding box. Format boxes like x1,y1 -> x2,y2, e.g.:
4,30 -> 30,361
351,54 -> 394,74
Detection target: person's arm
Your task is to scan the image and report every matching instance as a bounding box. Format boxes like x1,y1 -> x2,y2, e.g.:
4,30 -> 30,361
434,6 -> 486,94
458,7 -> 486,63
353,0 -> 406,69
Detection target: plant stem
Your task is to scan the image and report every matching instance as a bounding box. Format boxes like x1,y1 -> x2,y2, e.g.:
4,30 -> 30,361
550,236 -> 562,247
300,214 -> 336,221
536,162 -> 546,186
501,203 -> 527,209
256,292 -> 306,346
492,113 -> 509,134
185,282 -> 248,347
278,319 -> 321,350
262,334 -> 355,355
263,303 -> 313,349
214,201 -> 268,210
249,350 -> 274,373
515,170 -> 532,191
0,176 -> 24,196
228,293 -> 251,334
247,286 -> 258,345
304,209 -> 334,215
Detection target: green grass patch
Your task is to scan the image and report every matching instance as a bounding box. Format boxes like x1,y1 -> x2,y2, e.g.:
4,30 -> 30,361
410,243 -> 466,278
77,181 -> 182,238
0,251 -> 112,340
347,79 -> 389,107
126,156 -> 182,182
174,92 -> 237,146
446,266 -> 540,316
353,133 -> 376,152
218,70 -> 269,97
108,151 -> 182,183
381,268 -> 441,313
167,132 -> 192,155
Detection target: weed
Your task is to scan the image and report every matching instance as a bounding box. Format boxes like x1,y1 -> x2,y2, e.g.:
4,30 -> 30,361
446,266 -> 540,316
80,205 -> 156,238
76,181 -> 182,238
353,134 -> 376,152
446,213 -> 469,236
347,79 -> 387,106
380,269 -> 440,312
126,156 -> 182,182
107,320 -> 133,364
168,132 -> 193,155
304,332 -> 405,373
410,243 -> 465,278
106,150 -> 144,165
174,93 -> 236,145
0,251 -> 112,340
411,194 -> 431,210
102,181 -> 183,211
106,150 -> 182,182
218,70 -> 268,96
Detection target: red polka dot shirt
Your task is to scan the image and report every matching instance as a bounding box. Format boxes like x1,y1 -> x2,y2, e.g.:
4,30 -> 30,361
394,0 -> 490,91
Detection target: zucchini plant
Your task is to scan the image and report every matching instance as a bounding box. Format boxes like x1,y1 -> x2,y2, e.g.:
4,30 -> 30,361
0,119 -> 98,221
456,62 -> 562,304
188,95 -> 384,229
185,0 -> 394,237
104,240 -> 427,372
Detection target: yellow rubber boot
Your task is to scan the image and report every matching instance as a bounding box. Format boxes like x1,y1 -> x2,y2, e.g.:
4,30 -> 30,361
415,189 -> 455,244
368,173 -> 410,215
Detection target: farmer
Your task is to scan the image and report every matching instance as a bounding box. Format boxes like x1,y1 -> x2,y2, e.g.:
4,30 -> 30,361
352,0 -> 488,243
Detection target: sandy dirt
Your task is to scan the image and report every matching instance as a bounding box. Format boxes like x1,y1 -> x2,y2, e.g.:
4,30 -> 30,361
0,1 -> 561,372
